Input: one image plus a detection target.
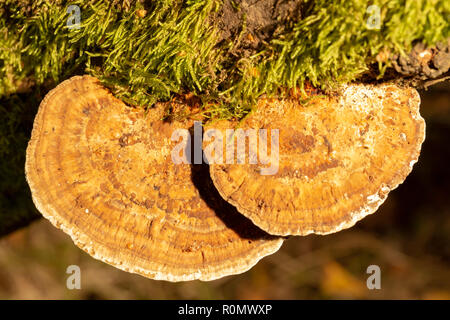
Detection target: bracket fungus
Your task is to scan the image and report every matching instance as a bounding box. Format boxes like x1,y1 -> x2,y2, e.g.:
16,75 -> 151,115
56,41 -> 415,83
25,75 -> 283,281
209,84 -> 425,236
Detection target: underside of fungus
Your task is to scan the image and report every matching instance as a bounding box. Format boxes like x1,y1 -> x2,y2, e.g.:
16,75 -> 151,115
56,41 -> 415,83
25,75 -> 283,282
209,83 -> 426,236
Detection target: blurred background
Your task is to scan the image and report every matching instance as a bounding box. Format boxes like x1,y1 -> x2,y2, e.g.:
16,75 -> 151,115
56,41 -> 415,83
0,82 -> 449,299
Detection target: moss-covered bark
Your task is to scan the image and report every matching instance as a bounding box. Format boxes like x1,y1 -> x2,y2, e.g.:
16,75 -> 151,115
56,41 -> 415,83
0,0 -> 449,236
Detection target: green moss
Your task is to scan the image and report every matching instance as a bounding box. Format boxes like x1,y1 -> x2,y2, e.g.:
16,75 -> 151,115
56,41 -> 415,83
0,0 -> 221,101
1,0 -> 449,115
224,0 -> 450,115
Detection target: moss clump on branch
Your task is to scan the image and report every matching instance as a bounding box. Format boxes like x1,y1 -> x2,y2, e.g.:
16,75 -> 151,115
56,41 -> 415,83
0,0 -> 449,235
247,0 -> 450,98
1,0 -> 449,116
1,0 -> 221,104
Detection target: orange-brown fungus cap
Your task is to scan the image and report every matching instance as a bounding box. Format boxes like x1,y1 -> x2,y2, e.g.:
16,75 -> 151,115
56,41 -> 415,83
209,84 -> 425,236
25,75 -> 283,281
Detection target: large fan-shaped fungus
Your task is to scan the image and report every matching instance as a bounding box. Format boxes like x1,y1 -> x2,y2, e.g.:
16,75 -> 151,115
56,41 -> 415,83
209,84 -> 425,236
25,75 -> 283,281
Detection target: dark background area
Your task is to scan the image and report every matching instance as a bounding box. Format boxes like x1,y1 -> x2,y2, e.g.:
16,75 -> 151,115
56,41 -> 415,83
0,82 -> 448,299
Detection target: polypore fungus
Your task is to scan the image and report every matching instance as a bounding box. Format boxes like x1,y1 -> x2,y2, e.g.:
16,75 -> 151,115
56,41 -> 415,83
25,75 -> 283,281
209,84 -> 425,236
